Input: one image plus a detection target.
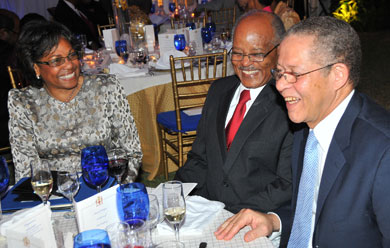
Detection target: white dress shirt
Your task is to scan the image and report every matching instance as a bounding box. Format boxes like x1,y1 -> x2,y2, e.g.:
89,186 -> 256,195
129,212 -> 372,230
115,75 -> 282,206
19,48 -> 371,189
224,84 -> 265,127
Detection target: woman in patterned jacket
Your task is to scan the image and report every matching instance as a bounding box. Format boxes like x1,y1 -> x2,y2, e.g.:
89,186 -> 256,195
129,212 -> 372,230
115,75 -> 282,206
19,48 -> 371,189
8,20 -> 142,182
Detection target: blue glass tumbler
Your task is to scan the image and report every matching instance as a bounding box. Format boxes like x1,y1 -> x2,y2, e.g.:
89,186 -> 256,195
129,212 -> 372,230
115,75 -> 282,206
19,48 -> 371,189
186,22 -> 196,30
174,34 -> 186,51
74,229 -> 111,248
150,3 -> 156,14
116,183 -> 149,224
169,2 -> 176,13
201,27 -> 212,44
81,145 -> 109,193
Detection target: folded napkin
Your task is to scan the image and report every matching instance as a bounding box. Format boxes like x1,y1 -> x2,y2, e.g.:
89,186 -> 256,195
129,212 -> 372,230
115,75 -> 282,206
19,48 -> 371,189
109,63 -> 148,78
157,195 -> 225,236
155,50 -> 189,70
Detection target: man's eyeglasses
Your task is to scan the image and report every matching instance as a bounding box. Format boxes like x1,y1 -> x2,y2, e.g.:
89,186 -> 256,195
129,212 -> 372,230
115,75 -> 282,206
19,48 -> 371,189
36,51 -> 79,67
271,63 -> 337,84
229,44 -> 279,62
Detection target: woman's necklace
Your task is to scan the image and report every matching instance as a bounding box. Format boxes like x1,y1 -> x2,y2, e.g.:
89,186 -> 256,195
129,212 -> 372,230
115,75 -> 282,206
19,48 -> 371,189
45,83 -> 79,107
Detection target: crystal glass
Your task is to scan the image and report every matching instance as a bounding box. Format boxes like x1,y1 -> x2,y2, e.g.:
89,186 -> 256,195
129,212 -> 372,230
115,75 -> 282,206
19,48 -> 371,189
146,194 -> 160,246
205,22 -> 216,34
30,159 -> 53,205
81,145 -> 109,193
115,40 -> 129,63
107,148 -> 128,185
174,34 -> 186,51
0,156 -> 10,220
162,181 -> 186,242
127,219 -> 147,247
74,229 -> 111,248
106,221 -> 130,248
116,183 -> 149,224
155,240 -> 185,248
57,171 -> 80,218
201,27 -> 212,44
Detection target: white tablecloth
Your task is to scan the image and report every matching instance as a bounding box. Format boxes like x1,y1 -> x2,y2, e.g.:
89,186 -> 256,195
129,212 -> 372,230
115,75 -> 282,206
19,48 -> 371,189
0,0 -> 58,20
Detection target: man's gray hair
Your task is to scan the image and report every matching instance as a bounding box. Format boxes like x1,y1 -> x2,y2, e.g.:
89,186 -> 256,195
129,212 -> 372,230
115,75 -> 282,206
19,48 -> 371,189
232,9 -> 286,46
286,16 -> 362,87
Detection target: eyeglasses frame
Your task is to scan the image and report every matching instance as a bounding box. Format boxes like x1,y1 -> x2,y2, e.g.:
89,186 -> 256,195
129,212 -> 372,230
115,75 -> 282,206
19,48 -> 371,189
228,44 -> 279,62
36,51 -> 79,67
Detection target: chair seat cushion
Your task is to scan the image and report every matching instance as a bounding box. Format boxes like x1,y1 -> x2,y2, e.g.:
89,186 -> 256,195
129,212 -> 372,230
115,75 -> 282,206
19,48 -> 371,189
157,110 -> 201,133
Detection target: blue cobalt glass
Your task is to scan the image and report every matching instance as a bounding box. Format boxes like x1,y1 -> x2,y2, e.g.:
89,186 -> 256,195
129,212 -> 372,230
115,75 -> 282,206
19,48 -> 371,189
169,2 -> 176,12
74,229 -> 111,248
0,157 -> 10,194
150,3 -> 156,14
205,22 -> 216,35
81,145 -> 109,193
116,183 -> 149,224
201,27 -> 212,44
174,34 -> 186,51
186,22 -> 196,30
115,40 -> 129,63
201,0 -> 207,4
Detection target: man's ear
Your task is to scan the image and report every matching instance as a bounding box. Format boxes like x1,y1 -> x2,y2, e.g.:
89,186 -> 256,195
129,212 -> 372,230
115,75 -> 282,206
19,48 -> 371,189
331,63 -> 350,90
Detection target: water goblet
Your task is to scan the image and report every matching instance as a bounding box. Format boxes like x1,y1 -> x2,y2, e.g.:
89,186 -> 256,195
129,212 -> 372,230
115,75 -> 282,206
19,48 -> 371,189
146,194 -> 160,246
169,2 -> 176,13
116,183 -> 149,224
174,34 -> 186,51
150,3 -> 156,14
57,171 -> 80,218
155,241 -> 185,248
30,159 -> 53,205
205,22 -> 216,34
115,40 -> 129,63
106,221 -> 130,248
107,148 -> 128,185
74,229 -> 111,248
0,156 -> 10,220
127,219 -> 147,247
81,145 -> 109,193
162,181 -> 186,242
201,27 -> 212,44
186,22 -> 196,30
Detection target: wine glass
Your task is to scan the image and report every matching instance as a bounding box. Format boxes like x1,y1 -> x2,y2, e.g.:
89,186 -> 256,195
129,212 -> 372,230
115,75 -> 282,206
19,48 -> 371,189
186,22 -> 196,30
116,183 -> 149,224
106,221 -> 130,248
169,1 -> 176,14
81,145 -> 109,193
115,40 -> 129,63
174,34 -> 186,51
205,22 -> 216,35
0,156 -> 10,220
146,194 -> 160,246
162,181 -> 186,242
74,229 -> 111,248
201,27 -> 212,44
107,148 -> 128,185
131,48 -> 147,69
57,171 -> 80,218
30,159 -> 53,205
155,240 -> 185,248
150,2 -> 156,14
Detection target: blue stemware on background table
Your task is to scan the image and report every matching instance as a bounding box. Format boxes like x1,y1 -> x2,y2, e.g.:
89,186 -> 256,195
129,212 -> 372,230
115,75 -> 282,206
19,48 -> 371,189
0,156 -> 10,219
201,27 -> 212,44
169,2 -> 176,13
150,3 -> 156,14
186,22 -> 196,30
174,34 -> 186,51
116,183 -> 149,224
115,40 -> 129,63
74,229 -> 111,248
81,145 -> 109,193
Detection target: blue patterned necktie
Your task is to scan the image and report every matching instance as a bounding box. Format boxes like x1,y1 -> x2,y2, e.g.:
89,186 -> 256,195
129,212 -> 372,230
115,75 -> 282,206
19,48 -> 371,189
288,130 -> 319,248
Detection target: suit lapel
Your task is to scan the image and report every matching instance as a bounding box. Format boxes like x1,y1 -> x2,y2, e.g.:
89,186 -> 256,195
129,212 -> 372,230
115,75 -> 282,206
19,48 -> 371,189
222,83 -> 276,174
314,92 -> 361,224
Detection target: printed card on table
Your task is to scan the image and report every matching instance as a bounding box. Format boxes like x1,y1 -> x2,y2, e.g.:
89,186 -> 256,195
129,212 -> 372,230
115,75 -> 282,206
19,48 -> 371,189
75,185 -> 120,232
187,28 -> 204,55
102,28 -> 119,50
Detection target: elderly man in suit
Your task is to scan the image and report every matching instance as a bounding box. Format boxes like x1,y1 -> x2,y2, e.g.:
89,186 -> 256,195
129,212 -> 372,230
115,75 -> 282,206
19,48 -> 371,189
175,10 -> 294,215
215,16 -> 390,247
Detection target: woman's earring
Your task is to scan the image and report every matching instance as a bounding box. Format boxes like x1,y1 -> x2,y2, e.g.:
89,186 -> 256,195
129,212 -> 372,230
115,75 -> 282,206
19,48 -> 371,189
36,75 -> 40,79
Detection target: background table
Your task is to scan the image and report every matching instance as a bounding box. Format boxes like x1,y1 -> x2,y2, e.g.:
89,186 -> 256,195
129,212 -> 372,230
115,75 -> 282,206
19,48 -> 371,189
119,62 -> 234,180
0,0 -> 57,20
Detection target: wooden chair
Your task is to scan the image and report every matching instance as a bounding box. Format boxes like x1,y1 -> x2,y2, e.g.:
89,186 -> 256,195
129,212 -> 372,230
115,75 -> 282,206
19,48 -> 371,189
205,6 -> 237,33
7,66 -> 26,89
157,49 -> 228,179
97,23 -> 116,38
170,16 -> 206,29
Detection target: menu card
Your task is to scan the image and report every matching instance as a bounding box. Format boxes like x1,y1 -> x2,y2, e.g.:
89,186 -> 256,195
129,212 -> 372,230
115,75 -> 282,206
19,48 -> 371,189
75,185 -> 120,232
187,28 -> 204,55
0,204 -> 57,248
103,28 -> 119,50
145,25 -> 156,53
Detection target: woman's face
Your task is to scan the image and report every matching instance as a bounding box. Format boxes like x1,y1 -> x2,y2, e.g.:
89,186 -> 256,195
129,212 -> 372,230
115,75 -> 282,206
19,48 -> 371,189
34,37 -> 80,91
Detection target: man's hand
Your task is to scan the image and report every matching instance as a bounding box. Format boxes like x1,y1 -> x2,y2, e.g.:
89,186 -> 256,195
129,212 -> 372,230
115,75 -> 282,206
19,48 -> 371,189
214,209 -> 280,242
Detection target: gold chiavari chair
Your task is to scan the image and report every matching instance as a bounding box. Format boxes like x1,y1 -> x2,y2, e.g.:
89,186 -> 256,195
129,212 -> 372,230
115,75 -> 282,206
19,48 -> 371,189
7,66 -> 25,89
157,50 -> 228,179
205,6 -> 237,33
97,23 -> 116,39
170,16 -> 206,29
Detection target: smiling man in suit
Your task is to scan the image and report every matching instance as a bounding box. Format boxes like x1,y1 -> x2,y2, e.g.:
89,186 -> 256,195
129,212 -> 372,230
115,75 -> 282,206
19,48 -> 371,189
175,10 -> 294,215
215,16 -> 390,247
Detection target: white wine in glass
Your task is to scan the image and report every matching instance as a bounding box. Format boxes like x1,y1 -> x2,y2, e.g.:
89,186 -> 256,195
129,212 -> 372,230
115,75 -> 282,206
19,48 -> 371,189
162,181 -> 186,242
31,159 -> 53,205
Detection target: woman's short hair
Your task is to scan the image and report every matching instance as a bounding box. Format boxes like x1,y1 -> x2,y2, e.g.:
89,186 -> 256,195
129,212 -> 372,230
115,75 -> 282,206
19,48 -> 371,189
16,21 -> 79,88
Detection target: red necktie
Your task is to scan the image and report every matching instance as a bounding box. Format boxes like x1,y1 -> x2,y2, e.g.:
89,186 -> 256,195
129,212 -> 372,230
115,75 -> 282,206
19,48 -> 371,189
225,90 -> 251,150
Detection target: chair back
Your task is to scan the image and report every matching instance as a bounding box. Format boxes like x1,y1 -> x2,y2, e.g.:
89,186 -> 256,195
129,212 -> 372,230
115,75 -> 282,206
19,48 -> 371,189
97,23 -> 116,38
205,6 -> 237,33
169,49 -> 228,132
7,66 -> 26,89
170,16 -> 206,29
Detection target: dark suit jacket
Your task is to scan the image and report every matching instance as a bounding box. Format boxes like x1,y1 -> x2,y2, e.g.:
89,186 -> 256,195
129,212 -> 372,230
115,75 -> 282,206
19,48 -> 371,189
175,75 -> 294,214
280,91 -> 390,247
54,0 -> 100,49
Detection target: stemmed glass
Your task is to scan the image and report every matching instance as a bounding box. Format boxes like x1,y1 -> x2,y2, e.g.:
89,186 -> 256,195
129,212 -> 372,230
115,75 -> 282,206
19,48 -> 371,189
174,34 -> 186,51
201,27 -> 212,44
106,221 -> 131,248
147,194 -> 160,246
115,40 -> 129,63
74,229 -> 111,248
107,148 -> 128,185
116,183 -> 149,224
0,156 -> 10,220
81,145 -> 109,193
169,1 -> 176,14
57,171 -> 80,218
162,181 -> 186,242
30,159 -> 53,205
